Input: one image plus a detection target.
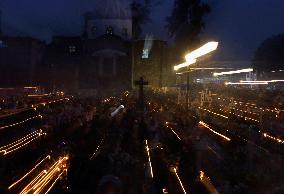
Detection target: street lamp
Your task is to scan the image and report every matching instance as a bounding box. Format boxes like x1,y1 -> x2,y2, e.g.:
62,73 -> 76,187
174,41 -> 219,111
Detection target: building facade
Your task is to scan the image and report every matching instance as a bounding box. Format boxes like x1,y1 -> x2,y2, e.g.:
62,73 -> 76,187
0,1 -> 175,94
0,36 -> 45,87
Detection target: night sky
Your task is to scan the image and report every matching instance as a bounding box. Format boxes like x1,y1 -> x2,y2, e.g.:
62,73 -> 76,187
1,0 -> 284,61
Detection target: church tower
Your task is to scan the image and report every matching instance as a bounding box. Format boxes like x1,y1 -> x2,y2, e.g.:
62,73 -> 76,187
83,0 -> 132,40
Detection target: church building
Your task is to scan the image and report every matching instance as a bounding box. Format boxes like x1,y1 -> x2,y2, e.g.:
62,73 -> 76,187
44,0 -> 132,95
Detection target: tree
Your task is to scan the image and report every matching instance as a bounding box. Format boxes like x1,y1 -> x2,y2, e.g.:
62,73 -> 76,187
252,34 -> 284,73
166,0 -> 210,58
131,0 -> 160,40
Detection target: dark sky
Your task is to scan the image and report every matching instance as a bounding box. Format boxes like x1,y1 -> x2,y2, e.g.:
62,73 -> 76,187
1,0 -> 284,61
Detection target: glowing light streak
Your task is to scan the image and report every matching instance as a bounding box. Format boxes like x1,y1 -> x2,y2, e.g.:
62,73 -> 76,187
8,155 -> 51,189
174,42 -> 218,71
170,129 -> 181,140
20,170 -> 47,194
28,94 -> 50,97
225,82 -> 268,85
0,114 -> 42,130
173,168 -> 187,194
263,133 -> 284,144
174,58 -> 197,71
199,121 -> 231,141
188,67 -> 233,70
24,86 -> 38,89
199,107 -> 228,119
0,129 -> 46,155
44,170 -> 66,194
90,138 -> 104,160
218,97 -> 283,114
214,68 -> 253,76
199,171 -> 219,194
185,41 -> 218,62
220,108 -> 260,123
176,67 -> 232,74
20,156 -> 68,194
165,125 -> 181,140
33,98 -> 70,108
145,140 -> 154,178
0,130 -> 40,150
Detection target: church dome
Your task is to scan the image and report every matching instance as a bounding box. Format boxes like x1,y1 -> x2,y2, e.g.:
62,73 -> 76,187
93,0 -> 131,19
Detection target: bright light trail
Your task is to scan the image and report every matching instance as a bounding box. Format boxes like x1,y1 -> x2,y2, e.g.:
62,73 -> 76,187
174,41 -> 218,71
263,133 -> 284,144
8,155 -> 51,189
174,58 -> 197,71
28,94 -> 50,97
176,67 -> 233,74
225,82 -> 268,85
0,129 -> 46,155
240,80 -> 284,83
199,171 -> 219,194
33,97 -> 70,108
199,121 -> 231,141
24,86 -> 38,89
166,122 -> 181,140
145,140 -> 154,178
189,67 -> 233,70
213,68 -> 253,76
165,125 -> 182,140
173,168 -> 187,194
185,42 -> 219,62
90,138 -> 104,160
19,155 -> 68,194
0,114 -> 42,130
198,107 -> 228,119
44,170 -> 66,194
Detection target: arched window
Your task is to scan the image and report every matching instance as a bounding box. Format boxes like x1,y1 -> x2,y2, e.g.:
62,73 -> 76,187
106,26 -> 113,35
69,45 -> 76,53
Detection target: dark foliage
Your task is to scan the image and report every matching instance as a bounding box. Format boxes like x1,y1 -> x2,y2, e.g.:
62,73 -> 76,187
166,0 -> 210,57
253,34 -> 284,73
131,0 -> 161,40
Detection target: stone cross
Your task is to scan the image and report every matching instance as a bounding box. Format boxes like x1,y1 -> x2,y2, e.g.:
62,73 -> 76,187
135,77 -> 148,110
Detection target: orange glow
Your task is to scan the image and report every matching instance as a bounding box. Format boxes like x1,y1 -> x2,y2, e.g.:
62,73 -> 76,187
199,107 -> 228,119
199,121 -> 231,141
0,115 -> 42,130
145,140 -> 154,178
19,155 -> 68,194
28,94 -> 50,97
8,155 -> 50,189
263,133 -> 284,144
0,129 -> 46,155
173,168 -> 187,194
